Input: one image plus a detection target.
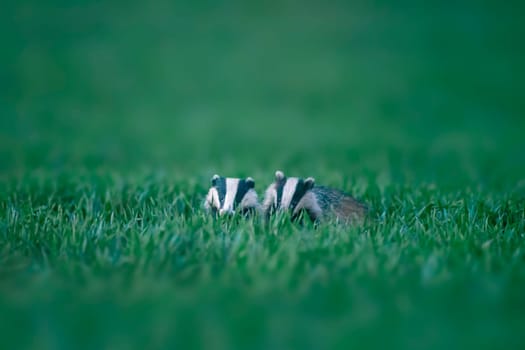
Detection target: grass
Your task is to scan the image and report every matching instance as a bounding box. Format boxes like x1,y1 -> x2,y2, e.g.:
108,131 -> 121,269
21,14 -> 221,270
1,0 -> 525,349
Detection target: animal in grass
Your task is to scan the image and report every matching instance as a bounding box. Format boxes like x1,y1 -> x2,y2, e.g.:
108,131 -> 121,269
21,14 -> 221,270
262,170 -> 367,223
204,174 -> 259,216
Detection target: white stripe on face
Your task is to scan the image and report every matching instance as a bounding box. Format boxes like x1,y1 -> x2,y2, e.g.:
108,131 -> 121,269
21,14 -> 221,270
280,177 -> 298,209
212,187 -> 221,209
293,191 -> 322,219
262,185 -> 278,212
240,189 -> 258,209
206,187 -> 221,210
221,178 -> 240,215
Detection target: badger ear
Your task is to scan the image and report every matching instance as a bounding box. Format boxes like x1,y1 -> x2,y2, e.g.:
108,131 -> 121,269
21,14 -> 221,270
275,170 -> 285,182
304,177 -> 315,189
245,177 -> 255,189
211,174 -> 220,186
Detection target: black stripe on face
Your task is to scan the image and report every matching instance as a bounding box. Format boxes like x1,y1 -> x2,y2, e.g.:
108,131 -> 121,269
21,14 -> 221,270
214,177 -> 227,207
289,179 -> 309,211
234,179 -> 249,209
275,177 -> 286,208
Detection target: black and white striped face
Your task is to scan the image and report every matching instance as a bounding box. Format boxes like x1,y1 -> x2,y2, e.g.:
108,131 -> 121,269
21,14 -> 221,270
205,174 -> 258,216
262,170 -> 315,215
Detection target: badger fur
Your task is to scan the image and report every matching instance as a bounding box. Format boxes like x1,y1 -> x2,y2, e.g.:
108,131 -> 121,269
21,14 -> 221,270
204,174 -> 259,216
262,170 -> 367,223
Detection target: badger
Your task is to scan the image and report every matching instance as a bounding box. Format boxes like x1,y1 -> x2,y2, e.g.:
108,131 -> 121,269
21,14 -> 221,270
262,170 -> 367,223
204,174 -> 259,216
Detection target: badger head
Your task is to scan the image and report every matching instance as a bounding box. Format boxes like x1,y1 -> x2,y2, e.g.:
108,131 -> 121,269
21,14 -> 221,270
204,174 -> 258,216
262,170 -> 316,218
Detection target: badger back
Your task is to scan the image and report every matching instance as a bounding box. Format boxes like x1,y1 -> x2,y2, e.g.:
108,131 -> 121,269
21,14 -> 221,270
205,175 -> 258,216
311,186 -> 367,222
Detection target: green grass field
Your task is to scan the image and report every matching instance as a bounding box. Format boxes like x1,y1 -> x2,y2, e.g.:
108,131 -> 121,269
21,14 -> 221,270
1,1 -> 525,349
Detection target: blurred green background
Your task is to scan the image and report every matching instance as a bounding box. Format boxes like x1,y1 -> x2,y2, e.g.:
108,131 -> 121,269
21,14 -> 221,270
1,0 -> 525,349
2,0 -> 524,181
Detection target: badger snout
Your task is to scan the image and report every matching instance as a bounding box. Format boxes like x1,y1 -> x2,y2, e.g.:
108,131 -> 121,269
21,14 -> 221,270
219,208 -> 234,216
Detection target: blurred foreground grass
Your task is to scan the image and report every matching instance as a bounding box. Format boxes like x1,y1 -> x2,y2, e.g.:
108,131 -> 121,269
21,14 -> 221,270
1,0 -> 525,349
